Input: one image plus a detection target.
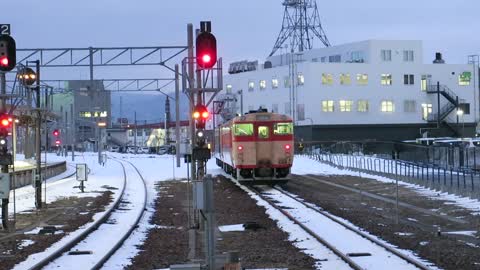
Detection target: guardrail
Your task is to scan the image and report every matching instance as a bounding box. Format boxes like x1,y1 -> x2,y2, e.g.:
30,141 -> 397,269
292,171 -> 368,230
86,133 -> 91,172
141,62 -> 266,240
11,162 -> 67,188
304,152 -> 480,199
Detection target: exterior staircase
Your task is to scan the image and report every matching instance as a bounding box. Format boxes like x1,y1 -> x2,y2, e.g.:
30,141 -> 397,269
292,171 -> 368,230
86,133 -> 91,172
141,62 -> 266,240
425,84 -> 460,136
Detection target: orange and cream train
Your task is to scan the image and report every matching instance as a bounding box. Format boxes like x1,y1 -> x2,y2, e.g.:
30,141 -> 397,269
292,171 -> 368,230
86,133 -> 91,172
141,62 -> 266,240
215,111 -> 294,184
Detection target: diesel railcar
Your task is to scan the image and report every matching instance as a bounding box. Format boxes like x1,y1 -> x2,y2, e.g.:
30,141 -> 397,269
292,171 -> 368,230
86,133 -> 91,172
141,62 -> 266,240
215,111 -> 294,184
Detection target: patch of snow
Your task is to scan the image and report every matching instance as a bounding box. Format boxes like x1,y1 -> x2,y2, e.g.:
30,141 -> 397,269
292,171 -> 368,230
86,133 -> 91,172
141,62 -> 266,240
444,230 -> 477,237
394,232 -> 414,237
18,239 -> 35,249
219,224 -> 245,232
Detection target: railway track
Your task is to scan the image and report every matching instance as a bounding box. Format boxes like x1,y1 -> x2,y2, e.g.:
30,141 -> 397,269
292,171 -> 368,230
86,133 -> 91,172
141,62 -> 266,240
17,157 -> 147,270
234,178 -> 434,270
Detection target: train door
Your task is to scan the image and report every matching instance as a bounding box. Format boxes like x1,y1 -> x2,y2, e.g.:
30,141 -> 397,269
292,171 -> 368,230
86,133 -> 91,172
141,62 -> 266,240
256,125 -> 272,168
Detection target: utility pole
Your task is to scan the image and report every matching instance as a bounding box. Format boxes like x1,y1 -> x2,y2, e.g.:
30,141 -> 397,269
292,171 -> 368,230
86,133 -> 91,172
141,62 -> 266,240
70,103 -> 74,161
187,24 -> 196,181
175,64 -> 181,167
34,60 -> 42,209
134,111 -> 137,154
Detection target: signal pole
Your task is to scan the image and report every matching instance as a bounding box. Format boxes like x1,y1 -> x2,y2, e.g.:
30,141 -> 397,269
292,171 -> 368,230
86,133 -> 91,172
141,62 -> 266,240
34,60 -> 42,209
0,32 -> 17,228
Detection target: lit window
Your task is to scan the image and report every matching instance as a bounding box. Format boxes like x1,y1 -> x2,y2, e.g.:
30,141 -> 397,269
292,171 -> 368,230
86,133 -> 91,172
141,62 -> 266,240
297,73 -> 305,86
100,111 -> 108,117
357,74 -> 368,85
404,74 -> 414,85
272,78 -> 279,89
339,100 -> 353,112
340,74 -> 351,85
284,76 -> 290,88
381,100 -> 394,112
322,73 -> 333,85
403,50 -> 414,62
233,123 -> 254,136
258,126 -> 270,139
381,50 -> 392,61
381,74 -> 392,85
226,84 -> 233,93
248,81 -> 255,91
259,80 -> 266,90
459,72 -> 471,86
421,103 -> 433,120
421,74 -> 431,91
274,123 -> 293,135
358,100 -> 369,112
79,111 -> 92,118
322,100 -> 334,112
404,100 -> 416,112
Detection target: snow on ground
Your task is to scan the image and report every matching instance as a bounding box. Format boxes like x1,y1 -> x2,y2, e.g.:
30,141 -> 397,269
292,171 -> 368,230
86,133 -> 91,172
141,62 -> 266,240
218,224 -> 245,232
292,156 -> 480,215
13,153 -> 126,270
9,152 -> 122,215
102,153 -> 218,269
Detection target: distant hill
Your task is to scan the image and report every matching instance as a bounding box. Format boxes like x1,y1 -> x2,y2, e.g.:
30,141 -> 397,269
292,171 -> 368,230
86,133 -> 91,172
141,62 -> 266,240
110,92 -> 189,124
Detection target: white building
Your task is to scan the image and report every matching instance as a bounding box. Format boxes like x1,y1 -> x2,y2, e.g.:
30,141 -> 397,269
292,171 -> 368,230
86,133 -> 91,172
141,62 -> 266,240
223,40 -> 479,141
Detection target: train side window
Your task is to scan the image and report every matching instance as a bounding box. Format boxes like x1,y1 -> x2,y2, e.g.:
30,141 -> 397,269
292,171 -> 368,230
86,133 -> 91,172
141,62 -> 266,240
258,126 -> 270,139
274,123 -> 293,135
233,124 -> 253,136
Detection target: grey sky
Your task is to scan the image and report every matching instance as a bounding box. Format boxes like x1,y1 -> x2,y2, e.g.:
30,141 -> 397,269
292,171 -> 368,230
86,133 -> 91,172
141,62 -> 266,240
3,0 -> 479,82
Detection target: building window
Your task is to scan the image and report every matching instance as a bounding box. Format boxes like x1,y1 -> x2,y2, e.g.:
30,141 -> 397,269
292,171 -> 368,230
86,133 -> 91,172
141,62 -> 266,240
297,73 -> 305,86
459,72 -> 472,86
272,104 -> 279,113
403,50 -> 414,62
404,74 -> 414,85
350,51 -> 364,63
340,73 -> 351,85
322,73 -> 333,85
421,103 -> 433,120
259,80 -> 266,90
357,74 -> 368,85
322,100 -> 334,112
284,102 -> 291,115
404,100 -> 416,112
248,81 -> 254,91
329,55 -> 341,63
297,104 -> 305,120
226,84 -> 232,93
421,74 -> 431,91
381,50 -> 392,61
358,100 -> 369,112
320,56 -> 327,63
381,100 -> 394,112
339,100 -> 353,112
79,111 -> 92,118
272,78 -> 279,89
381,74 -> 392,85
284,76 -> 290,88
459,103 -> 470,115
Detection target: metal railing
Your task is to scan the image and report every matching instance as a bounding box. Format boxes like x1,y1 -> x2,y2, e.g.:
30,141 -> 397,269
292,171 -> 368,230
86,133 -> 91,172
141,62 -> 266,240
304,151 -> 480,199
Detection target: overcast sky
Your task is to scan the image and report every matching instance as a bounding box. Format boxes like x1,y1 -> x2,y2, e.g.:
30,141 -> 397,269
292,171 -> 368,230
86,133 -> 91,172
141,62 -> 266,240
3,0 -> 479,82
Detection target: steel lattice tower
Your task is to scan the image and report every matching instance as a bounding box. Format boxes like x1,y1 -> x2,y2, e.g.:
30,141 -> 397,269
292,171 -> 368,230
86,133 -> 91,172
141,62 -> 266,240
270,0 -> 331,56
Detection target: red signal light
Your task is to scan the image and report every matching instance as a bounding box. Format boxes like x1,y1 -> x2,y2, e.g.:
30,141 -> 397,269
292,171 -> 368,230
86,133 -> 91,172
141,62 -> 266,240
201,111 -> 209,119
237,145 -> 243,151
1,118 -> 10,127
202,54 -> 211,64
0,57 -> 8,67
285,144 -> 291,151
53,129 -> 59,136
55,140 -> 61,145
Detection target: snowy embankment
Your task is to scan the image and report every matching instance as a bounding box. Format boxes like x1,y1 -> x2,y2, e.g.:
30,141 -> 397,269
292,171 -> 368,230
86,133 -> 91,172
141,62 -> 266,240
292,156 -> 480,215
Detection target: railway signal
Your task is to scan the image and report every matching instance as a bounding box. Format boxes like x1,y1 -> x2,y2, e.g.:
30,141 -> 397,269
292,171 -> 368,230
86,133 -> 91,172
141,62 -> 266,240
193,104 -> 209,129
0,35 -> 16,72
53,129 -> 59,137
17,67 -> 36,86
196,29 -> 217,69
